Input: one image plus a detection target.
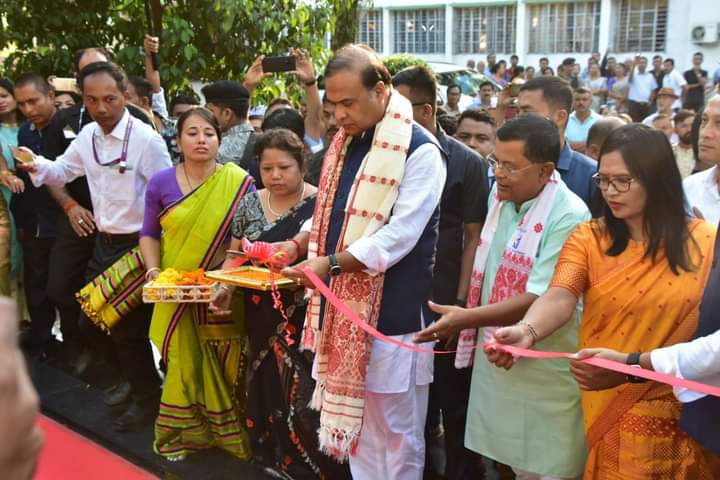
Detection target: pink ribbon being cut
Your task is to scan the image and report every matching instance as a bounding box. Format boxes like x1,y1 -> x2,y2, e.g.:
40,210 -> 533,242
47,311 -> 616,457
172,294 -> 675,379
300,267 -> 720,399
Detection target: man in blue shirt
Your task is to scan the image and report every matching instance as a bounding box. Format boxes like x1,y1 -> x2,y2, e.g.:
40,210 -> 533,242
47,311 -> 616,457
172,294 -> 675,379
566,87 -> 600,153
518,77 -> 597,209
494,76 -> 598,211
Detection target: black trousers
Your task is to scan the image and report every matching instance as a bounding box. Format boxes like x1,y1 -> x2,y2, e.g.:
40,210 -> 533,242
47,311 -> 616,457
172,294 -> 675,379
628,100 -> 651,123
47,216 -> 95,351
428,350 -> 483,480
23,236 -> 58,347
80,235 -> 160,400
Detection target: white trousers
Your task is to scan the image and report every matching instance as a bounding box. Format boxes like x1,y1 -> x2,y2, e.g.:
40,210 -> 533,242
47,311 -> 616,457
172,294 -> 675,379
349,383 -> 430,480
512,467 -> 581,480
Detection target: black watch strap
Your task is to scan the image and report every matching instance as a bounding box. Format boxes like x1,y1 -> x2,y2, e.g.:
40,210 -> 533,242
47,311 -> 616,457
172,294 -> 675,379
328,254 -> 341,276
626,352 -> 646,383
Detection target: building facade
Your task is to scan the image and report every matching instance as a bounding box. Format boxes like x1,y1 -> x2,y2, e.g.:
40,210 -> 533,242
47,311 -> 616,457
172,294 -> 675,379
358,0 -> 720,73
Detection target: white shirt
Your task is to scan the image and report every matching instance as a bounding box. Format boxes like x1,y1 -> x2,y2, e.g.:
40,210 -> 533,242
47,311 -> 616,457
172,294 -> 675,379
308,140 -> 446,392
651,329 -> 720,402
151,88 -> 169,120
628,67 -> 658,103
662,69 -> 687,109
30,109 -> 172,234
684,166 -> 720,226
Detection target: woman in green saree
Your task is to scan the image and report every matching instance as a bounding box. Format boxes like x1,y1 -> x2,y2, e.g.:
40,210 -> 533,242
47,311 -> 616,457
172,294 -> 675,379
140,107 -> 253,460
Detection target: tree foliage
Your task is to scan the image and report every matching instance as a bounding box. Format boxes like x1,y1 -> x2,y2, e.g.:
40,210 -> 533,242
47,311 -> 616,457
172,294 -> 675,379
0,0 -> 359,104
382,54 -> 429,76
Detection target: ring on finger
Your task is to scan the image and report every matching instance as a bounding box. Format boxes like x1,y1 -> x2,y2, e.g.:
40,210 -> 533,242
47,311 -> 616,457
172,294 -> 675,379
432,332 -> 439,340
78,219 -> 85,224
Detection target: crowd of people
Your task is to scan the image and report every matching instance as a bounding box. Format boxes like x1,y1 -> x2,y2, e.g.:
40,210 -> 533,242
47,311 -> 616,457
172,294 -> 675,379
0,37 -> 719,480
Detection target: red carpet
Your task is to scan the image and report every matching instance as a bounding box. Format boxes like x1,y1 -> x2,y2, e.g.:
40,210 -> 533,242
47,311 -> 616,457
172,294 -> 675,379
35,416 -> 156,479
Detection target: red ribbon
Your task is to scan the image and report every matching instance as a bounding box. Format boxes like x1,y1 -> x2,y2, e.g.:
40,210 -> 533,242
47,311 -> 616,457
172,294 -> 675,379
300,267 -> 720,399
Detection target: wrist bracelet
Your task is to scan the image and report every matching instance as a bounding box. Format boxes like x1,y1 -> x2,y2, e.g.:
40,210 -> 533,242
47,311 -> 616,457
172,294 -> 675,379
145,267 -> 161,281
519,320 -> 539,346
304,78 -> 317,87
288,238 -> 301,255
63,201 -> 79,214
455,298 -> 467,307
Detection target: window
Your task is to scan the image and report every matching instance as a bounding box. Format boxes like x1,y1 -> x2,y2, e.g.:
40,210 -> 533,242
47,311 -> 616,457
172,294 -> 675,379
392,9 -> 445,54
612,0 -> 667,52
454,5 -> 516,54
528,2 -> 601,54
358,10 -> 384,52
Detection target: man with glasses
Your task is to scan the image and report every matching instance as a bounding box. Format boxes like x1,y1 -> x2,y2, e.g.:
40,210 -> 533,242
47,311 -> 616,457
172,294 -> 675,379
415,114 -> 590,480
392,66 -> 489,480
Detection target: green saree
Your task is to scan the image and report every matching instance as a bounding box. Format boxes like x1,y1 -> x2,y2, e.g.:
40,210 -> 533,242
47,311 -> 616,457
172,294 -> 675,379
149,163 -> 253,459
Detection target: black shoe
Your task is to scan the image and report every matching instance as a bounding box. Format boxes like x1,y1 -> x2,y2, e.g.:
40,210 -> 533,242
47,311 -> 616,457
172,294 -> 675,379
111,399 -> 159,432
103,381 -> 131,407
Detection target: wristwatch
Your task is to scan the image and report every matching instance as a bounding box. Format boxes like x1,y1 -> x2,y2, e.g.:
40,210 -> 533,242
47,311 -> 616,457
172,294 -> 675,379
305,78 -> 317,87
328,254 -> 342,276
626,352 -> 647,383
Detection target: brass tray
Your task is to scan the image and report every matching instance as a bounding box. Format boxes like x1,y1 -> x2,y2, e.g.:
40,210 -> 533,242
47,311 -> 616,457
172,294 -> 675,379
205,266 -> 299,291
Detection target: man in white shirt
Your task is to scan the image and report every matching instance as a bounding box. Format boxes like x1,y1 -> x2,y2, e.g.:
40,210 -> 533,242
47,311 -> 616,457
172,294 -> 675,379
662,58 -> 688,110
627,56 -> 657,122
20,61 -> 172,432
278,45 -> 445,479
684,95 -> 720,225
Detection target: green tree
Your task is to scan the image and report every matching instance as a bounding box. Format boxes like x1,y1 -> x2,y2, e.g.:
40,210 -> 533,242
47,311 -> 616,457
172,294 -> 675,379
382,54 -> 429,76
0,0 -> 346,103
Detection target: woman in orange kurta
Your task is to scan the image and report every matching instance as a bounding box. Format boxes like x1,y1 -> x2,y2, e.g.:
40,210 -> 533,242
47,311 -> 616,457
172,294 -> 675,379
486,124 -> 720,479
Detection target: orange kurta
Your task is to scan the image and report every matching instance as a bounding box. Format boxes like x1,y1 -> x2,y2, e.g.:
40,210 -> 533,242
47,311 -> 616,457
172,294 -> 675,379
551,219 -> 720,479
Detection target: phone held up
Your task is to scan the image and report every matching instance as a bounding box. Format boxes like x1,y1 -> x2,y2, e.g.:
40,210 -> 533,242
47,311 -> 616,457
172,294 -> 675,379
262,56 -> 296,73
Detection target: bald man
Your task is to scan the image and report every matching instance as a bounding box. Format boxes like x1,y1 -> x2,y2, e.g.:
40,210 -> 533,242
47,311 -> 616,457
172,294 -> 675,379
585,116 -> 626,161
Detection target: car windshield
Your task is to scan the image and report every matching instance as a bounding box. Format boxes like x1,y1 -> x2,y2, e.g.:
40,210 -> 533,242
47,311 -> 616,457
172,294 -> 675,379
435,70 -> 495,97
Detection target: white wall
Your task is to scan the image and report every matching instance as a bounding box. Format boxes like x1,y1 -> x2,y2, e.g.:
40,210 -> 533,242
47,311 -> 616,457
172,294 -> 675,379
368,0 -> 720,76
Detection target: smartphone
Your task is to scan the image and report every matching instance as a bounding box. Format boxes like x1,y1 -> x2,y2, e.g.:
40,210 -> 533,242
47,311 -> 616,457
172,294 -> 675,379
262,56 -> 296,73
9,146 -> 34,165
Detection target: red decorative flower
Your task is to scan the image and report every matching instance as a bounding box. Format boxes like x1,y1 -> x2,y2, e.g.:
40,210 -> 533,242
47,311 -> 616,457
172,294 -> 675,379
251,294 -> 262,305
534,223 -> 543,233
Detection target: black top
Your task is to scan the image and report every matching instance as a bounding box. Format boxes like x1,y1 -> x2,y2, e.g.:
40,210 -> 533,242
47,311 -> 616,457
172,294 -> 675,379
306,147 -> 326,187
651,69 -> 666,97
683,68 -> 708,110
432,128 -> 489,306
13,119 -> 61,238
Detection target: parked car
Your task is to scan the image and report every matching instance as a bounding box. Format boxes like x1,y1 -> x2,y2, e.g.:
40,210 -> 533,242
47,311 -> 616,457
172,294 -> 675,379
428,62 -> 500,110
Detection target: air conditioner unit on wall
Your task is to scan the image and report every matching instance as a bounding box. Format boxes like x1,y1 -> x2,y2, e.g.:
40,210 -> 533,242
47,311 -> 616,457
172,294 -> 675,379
691,23 -> 719,44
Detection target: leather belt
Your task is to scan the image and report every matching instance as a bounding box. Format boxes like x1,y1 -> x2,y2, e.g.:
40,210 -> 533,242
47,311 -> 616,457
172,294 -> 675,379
98,231 -> 139,245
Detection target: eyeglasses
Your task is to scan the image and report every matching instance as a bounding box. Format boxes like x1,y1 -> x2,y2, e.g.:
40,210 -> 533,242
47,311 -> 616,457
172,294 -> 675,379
591,173 -> 635,193
487,155 -> 536,175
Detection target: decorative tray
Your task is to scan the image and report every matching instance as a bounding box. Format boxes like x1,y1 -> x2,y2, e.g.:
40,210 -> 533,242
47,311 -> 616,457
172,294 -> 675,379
205,266 -> 299,291
143,282 -> 214,303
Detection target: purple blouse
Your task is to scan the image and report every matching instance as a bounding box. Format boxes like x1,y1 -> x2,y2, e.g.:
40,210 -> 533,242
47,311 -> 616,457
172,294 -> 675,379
141,166 -> 256,239
141,167 -> 183,239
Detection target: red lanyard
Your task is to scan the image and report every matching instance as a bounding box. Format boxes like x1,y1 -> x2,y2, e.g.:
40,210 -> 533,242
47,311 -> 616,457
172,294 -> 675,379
92,117 -> 133,174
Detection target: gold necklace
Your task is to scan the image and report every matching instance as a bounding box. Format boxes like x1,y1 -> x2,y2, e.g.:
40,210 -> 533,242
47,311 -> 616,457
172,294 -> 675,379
267,182 -> 305,217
